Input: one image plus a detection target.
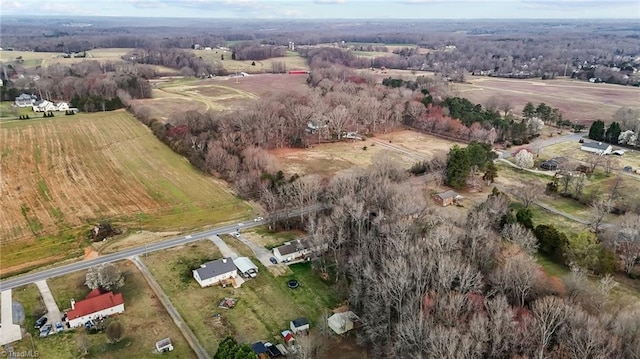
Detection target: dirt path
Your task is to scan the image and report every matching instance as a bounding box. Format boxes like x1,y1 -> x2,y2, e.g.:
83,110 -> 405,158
130,256 -> 208,359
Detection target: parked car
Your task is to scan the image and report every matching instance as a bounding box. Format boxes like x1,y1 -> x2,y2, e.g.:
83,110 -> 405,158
34,316 -> 48,329
253,216 -> 264,222
623,166 -> 633,173
39,324 -> 52,337
269,257 -> 278,264
55,322 -> 63,333
232,231 -> 240,238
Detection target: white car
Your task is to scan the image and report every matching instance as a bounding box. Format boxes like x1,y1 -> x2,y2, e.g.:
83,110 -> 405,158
253,216 -> 264,222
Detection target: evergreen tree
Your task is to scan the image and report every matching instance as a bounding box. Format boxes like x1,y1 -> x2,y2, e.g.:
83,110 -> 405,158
588,120 -> 606,141
522,102 -> 536,119
446,145 -> 471,189
605,121 -> 621,144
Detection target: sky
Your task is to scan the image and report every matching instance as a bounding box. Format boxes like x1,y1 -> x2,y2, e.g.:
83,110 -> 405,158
1,0 -> 639,19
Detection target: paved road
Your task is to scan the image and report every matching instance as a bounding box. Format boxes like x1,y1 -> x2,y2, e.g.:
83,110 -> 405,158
498,132 -> 585,159
0,205 -> 324,292
131,257 -> 208,359
35,280 -> 62,325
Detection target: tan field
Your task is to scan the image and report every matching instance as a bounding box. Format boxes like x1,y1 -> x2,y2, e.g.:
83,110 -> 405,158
453,76 -> 640,123
195,49 -> 309,73
0,111 -> 252,276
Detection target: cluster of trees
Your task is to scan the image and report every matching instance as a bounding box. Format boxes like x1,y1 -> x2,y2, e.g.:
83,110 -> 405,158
230,42 -> 285,61
2,60 -> 152,112
445,142 -> 497,190
123,48 -> 225,77
307,162 -> 640,358
85,263 -> 124,292
214,337 -> 255,359
588,107 -> 640,148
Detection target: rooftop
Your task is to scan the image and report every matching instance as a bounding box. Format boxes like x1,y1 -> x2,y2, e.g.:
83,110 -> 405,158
67,291 -> 124,320
193,257 -> 236,280
291,317 -> 309,327
275,238 -> 313,256
233,257 -> 258,274
436,190 -> 460,200
582,142 -> 611,150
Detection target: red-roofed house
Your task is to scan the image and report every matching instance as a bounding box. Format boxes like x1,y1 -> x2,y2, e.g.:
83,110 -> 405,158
67,291 -> 125,328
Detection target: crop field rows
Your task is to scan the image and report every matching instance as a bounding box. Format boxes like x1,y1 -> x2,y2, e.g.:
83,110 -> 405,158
0,111 -> 251,276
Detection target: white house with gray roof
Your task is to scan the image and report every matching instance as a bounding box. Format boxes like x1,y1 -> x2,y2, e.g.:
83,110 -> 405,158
580,142 -> 612,155
193,257 -> 237,287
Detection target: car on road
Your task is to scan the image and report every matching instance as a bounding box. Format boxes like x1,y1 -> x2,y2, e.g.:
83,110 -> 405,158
269,257 -> 278,264
231,231 -> 240,238
34,316 -> 48,329
253,216 -> 264,222
55,321 -> 63,333
237,223 -> 244,227
39,323 -> 52,337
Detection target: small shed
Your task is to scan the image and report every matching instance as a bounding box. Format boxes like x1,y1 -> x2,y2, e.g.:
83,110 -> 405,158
281,330 -> 295,344
328,311 -> 362,335
433,190 -> 461,207
155,338 -> 174,353
290,317 -> 310,334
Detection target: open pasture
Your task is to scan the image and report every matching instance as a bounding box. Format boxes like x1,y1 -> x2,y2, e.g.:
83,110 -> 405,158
195,49 -> 309,73
0,111 -> 251,276
271,130 -> 457,177
0,48 -> 132,68
453,76 -> 640,123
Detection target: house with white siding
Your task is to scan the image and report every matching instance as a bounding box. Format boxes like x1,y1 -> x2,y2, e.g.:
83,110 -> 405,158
273,238 -> 314,263
193,257 -> 237,287
15,93 -> 36,107
580,142 -> 612,155
67,289 -> 125,328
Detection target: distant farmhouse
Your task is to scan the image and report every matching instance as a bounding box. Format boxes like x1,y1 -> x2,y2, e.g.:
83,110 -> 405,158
580,142 -> 612,155
15,93 -> 36,107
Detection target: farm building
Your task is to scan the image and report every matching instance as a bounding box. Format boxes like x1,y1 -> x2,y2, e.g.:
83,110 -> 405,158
432,190 -> 462,207
328,311 -> 363,335
273,238 -> 313,263
290,317 -> 310,334
15,93 -> 36,107
233,256 -> 258,278
192,257 -> 237,288
540,157 -> 568,171
67,289 -> 125,328
580,142 -> 612,155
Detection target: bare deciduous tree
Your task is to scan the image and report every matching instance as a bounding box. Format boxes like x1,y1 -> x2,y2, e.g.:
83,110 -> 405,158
85,263 -> 124,292
614,212 -> 640,274
532,296 -> 568,359
501,223 -> 539,254
490,253 -> 541,307
515,181 -> 541,208
589,198 -> 612,234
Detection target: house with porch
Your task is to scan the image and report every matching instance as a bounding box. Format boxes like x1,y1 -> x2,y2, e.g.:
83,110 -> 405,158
193,257 -> 238,288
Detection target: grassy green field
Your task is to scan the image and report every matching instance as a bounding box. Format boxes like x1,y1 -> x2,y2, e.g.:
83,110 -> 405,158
9,261 -> 195,359
143,240 -> 342,356
0,110 -> 252,276
0,48 -> 133,68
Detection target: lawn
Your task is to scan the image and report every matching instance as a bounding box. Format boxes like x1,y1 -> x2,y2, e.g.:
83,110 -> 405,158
11,260 -> 197,359
0,110 -> 252,277
251,228 -> 307,249
143,240 -> 342,356
0,48 -> 133,68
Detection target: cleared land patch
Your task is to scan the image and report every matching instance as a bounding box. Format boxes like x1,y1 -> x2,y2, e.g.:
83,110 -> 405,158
0,111 -> 251,276
195,49 -> 309,73
272,130 -> 458,177
8,261 -> 195,359
143,240 -> 340,356
453,76 -> 640,123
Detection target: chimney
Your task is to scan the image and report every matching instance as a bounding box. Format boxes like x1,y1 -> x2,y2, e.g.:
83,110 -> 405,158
71,298 -> 76,310
222,258 -> 227,263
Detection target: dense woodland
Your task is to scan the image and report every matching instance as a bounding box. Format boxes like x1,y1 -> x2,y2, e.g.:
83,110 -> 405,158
2,16 -> 640,358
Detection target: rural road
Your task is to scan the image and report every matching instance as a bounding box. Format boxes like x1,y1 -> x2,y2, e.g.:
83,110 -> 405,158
498,132 -> 585,159
0,205 -> 325,292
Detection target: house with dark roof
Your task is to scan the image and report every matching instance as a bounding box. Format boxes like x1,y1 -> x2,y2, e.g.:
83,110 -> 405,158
540,156 -> 567,171
273,238 -> 314,263
67,289 -> 125,328
193,257 -> 237,288
432,190 -> 462,207
581,141 -> 612,155
14,93 -> 36,107
290,317 -> 310,334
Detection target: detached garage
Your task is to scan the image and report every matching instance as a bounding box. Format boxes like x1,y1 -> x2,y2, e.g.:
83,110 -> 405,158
233,257 -> 258,278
